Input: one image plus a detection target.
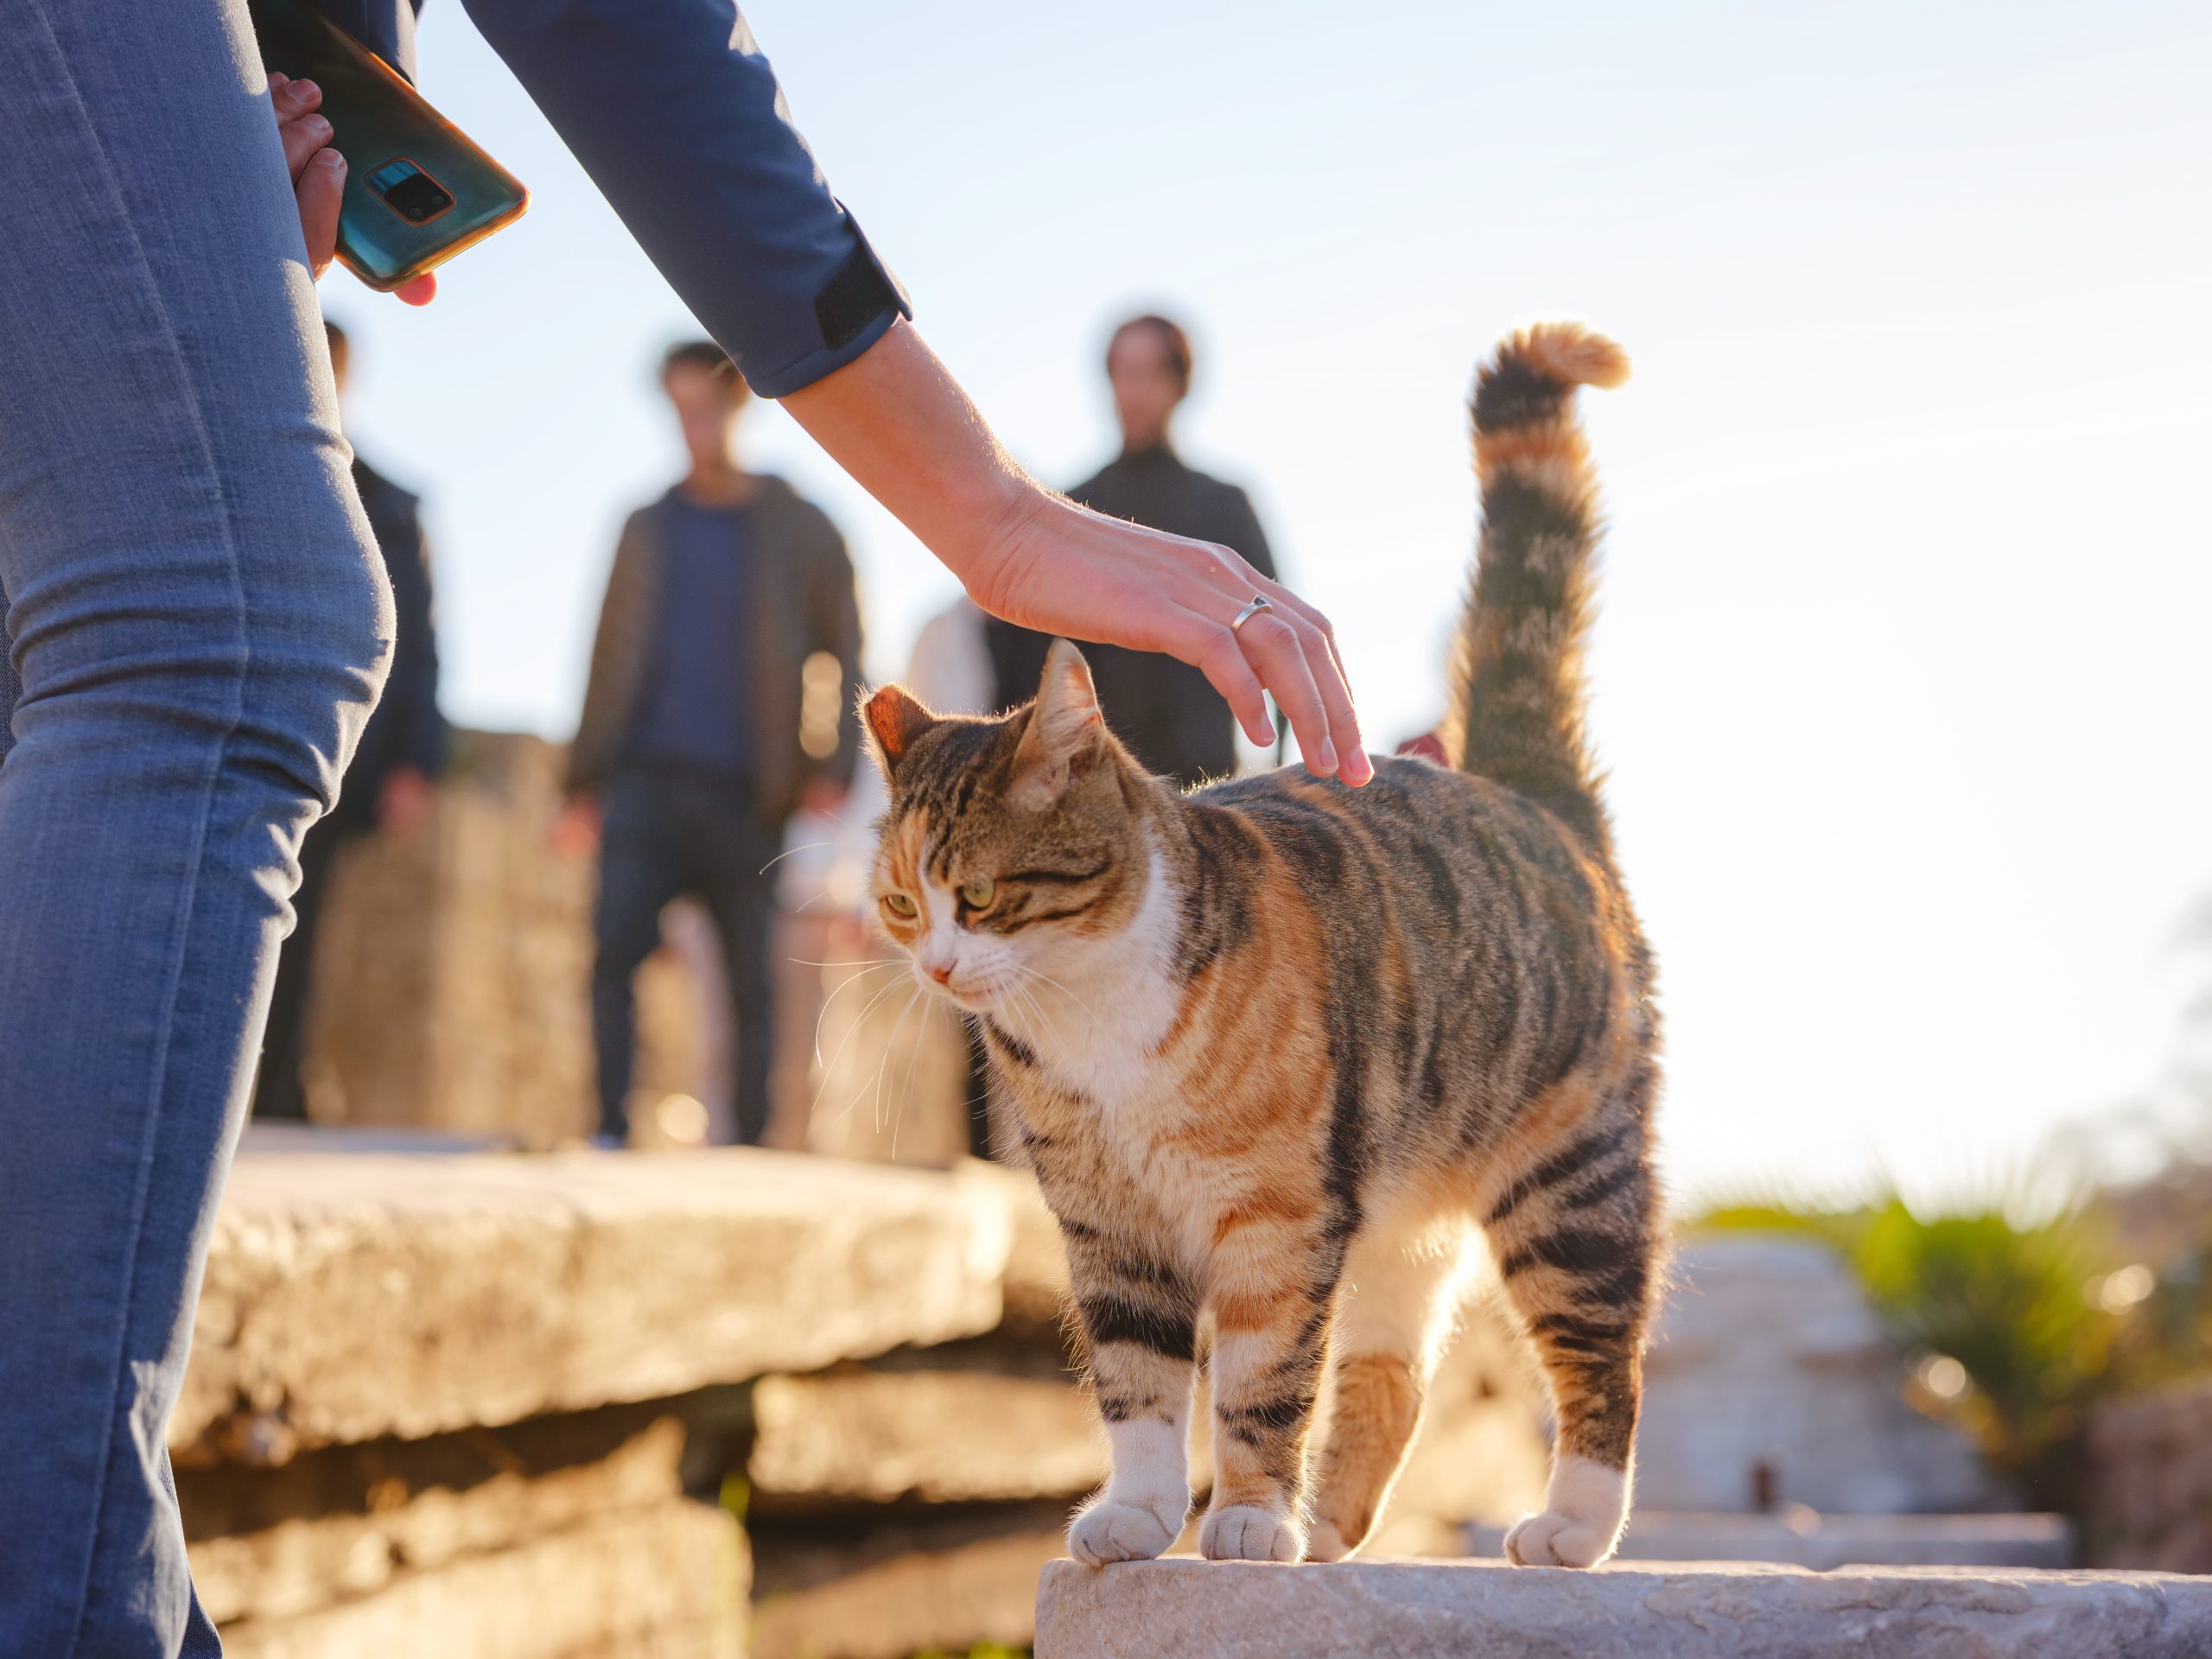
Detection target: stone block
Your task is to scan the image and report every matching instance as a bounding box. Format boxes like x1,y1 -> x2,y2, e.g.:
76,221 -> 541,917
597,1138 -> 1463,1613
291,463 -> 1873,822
218,1500 -> 744,1659
176,1147 -> 1014,1460
752,1524 -> 1064,1659
748,1370 -> 1105,1505
1033,1558 -> 2212,1659
184,1408 -> 682,1624
1464,1510 -> 2074,1571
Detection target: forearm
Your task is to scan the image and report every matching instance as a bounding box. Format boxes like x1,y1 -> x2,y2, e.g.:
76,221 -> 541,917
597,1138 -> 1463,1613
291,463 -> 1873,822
780,320 -> 1038,584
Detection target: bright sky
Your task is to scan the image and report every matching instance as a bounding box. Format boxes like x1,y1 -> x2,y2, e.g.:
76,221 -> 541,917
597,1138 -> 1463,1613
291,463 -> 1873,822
329,0 -> 2212,1210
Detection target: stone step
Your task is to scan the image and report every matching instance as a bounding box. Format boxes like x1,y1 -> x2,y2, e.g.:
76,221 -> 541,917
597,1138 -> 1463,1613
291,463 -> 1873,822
1033,1558 -> 2212,1659
184,1407 -> 683,1625
749,1370 -> 1107,1505
1463,1510 -> 2075,1571
753,1518 -> 1066,1659
217,1500 -> 743,1659
177,1147 -> 1018,1462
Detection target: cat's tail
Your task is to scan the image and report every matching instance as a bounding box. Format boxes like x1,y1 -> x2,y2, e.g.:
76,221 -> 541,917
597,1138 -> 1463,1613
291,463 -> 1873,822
1441,321 -> 1629,850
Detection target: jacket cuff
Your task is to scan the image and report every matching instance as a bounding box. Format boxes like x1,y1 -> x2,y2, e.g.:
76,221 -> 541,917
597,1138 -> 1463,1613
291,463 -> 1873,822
745,213 -> 912,399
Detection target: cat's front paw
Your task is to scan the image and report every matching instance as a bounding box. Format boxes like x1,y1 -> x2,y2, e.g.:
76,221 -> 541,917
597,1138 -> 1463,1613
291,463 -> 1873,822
1068,1497 -> 1182,1567
1198,1503 -> 1304,1562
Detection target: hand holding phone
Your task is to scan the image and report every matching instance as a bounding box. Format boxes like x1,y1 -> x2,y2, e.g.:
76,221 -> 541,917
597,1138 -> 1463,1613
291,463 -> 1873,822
249,0 -> 527,296
267,73 -> 434,304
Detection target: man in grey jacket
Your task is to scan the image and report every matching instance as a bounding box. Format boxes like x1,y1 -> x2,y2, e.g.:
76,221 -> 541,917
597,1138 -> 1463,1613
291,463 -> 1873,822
564,341 -> 862,1147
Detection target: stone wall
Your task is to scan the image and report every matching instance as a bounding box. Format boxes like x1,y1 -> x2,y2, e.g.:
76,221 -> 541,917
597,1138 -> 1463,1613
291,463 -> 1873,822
2088,1377 -> 2212,1572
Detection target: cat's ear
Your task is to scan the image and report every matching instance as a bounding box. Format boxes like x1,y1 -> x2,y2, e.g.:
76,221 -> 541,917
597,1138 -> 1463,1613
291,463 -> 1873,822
1012,639 -> 1104,809
862,683 -> 938,779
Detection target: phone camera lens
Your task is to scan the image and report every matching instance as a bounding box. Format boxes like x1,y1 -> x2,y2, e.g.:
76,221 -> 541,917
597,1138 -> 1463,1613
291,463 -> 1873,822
373,164 -> 454,225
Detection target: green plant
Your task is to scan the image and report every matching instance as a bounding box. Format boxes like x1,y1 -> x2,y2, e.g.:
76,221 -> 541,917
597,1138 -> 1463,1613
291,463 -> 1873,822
1848,1197 -> 2118,1495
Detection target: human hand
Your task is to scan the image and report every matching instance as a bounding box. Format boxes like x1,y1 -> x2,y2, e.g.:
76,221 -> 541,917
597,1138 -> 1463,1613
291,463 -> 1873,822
266,74 -> 436,306
970,493 -> 1370,784
781,322 -> 1368,784
550,798 -> 601,859
376,766 -> 435,838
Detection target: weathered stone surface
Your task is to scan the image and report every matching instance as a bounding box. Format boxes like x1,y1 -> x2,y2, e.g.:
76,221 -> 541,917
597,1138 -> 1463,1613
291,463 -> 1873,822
753,1526 -> 1064,1659
185,1409 -> 683,1624
1465,1510 -> 2073,1571
2089,1376 -> 2212,1572
749,1370 -> 1105,1504
176,1147 -> 1013,1460
1637,1236 -> 1989,1515
219,1500 -> 744,1659
1033,1558 -> 2212,1659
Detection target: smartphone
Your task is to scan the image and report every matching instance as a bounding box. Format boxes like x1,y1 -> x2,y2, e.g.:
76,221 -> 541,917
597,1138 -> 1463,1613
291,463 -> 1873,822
246,0 -> 528,293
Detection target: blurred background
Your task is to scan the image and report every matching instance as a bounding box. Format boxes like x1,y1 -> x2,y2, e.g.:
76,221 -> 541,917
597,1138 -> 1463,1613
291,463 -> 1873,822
327,0 -> 2212,1209
196,3 -> 2212,1656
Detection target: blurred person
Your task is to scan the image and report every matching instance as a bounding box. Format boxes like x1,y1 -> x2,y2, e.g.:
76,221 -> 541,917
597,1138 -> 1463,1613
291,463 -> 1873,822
906,594 -> 995,720
988,314 -> 1280,787
559,341 -> 861,1150
0,6 -> 1361,1651
253,318 -> 447,1122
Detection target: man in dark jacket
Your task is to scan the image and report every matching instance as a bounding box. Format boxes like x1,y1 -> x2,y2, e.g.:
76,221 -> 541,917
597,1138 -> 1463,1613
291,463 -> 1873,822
255,319 -> 448,1120
988,314 -> 1277,787
563,341 -> 863,1147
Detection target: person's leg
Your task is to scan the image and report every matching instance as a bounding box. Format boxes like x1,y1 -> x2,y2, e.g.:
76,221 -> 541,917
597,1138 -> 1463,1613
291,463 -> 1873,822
252,817 -> 359,1121
0,570 -> 20,766
0,4 -> 390,1653
591,775 -> 686,1142
695,788 -> 782,1147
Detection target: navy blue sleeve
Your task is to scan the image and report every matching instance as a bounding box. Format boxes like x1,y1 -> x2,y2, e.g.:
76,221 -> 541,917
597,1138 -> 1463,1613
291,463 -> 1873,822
460,0 -> 911,396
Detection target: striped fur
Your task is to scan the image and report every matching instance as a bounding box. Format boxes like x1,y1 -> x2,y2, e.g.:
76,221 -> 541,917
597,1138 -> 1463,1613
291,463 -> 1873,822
862,323 -> 1659,1568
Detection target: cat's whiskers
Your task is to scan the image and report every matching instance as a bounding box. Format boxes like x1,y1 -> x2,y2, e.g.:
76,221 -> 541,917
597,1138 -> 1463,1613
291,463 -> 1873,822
808,960 -> 902,1068
808,968 -> 918,1124
869,987 -> 925,1136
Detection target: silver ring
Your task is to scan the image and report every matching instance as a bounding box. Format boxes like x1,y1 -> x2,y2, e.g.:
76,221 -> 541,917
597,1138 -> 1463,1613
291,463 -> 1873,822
1230,595 -> 1274,635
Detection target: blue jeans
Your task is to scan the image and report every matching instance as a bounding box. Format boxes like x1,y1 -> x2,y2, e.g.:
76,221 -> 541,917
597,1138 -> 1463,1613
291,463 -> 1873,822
0,3 -> 391,1653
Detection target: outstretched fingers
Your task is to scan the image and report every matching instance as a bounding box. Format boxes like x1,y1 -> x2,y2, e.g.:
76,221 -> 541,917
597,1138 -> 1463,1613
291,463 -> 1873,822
1255,582 -> 1369,784
1234,611 -> 1335,777
1166,565 -> 1363,783
1191,627 -> 1276,751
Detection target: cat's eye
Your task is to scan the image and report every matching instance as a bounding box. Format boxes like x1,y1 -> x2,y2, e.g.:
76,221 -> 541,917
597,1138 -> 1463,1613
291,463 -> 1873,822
960,877 -> 997,912
881,892 -> 918,918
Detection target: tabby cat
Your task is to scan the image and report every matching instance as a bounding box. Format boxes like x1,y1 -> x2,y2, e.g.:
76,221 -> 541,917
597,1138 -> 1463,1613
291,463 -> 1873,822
861,322 -> 1658,1568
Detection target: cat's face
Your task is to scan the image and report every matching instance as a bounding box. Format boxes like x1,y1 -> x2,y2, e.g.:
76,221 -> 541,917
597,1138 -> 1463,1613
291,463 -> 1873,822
861,643 -> 1152,1014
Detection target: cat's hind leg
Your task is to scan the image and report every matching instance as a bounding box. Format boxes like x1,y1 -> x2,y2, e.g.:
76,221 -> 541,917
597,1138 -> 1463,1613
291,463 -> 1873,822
1305,1213 -> 1479,1560
1478,1093 -> 1659,1569
1064,1224 -> 1202,1567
